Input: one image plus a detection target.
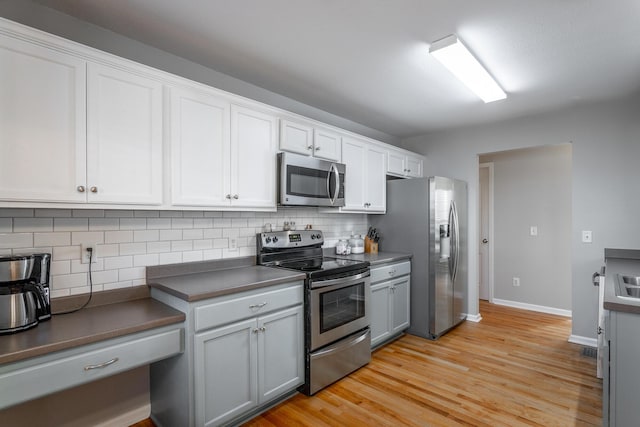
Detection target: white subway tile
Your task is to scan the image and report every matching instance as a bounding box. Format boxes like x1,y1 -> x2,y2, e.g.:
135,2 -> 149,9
105,210 -> 134,218
50,260 -> 71,275
134,210 -> 160,218
182,229 -> 203,240
54,218 -> 88,232
183,211 -> 204,218
223,228 -> 239,238
160,229 -> 182,241
50,289 -> 70,298
105,230 -> 133,244
0,233 -> 34,249
193,239 -> 213,250
239,227 -> 257,237
119,267 -> 147,280
231,218 -> 248,228
103,256 -> 133,270
214,218 -> 232,228
97,244 -> 120,257
71,258 -> 104,274
203,228 -> 222,239
222,249 -> 240,258
0,208 -> 33,217
147,218 -> 172,229
133,254 -> 159,267
213,238 -> 228,249
54,273 -> 87,288
71,231 -> 104,245
0,218 -> 10,232
90,269 -> 119,285
35,209 -> 72,217
132,279 -> 146,286
193,218 -> 213,228
72,209 -> 105,218
203,211 -> 223,218
70,285 -> 101,295
147,241 -> 171,253
0,249 -> 11,256
203,249 -> 222,260
171,240 -> 193,251
103,281 -> 133,291
34,232 -> 71,247
240,246 -> 255,257
172,218 -> 193,229
134,229 -> 160,242
183,251 -> 203,262
13,218 -> 53,232
120,218 -> 147,230
53,245 -> 80,260
159,252 -> 182,264
89,218 -> 120,231
120,242 -> 147,255
159,211 -> 183,218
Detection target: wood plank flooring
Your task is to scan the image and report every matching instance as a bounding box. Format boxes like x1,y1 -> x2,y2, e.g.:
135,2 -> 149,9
242,301 -> 601,427
132,301 -> 601,426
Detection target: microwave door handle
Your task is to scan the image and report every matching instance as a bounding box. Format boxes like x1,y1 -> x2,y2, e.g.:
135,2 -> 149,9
327,163 -> 339,205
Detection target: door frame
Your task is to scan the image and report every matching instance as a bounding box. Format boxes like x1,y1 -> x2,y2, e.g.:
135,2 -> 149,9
479,162 -> 495,302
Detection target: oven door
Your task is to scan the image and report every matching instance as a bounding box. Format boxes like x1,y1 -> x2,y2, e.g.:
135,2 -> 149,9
278,152 -> 345,207
309,271 -> 370,351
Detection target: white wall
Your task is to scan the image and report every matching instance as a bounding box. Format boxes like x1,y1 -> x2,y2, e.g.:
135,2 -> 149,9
480,145 -> 572,311
402,94 -> 640,340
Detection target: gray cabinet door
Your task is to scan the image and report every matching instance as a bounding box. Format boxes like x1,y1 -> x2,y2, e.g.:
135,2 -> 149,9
258,305 -> 304,402
194,318 -> 257,427
391,276 -> 411,335
370,282 -> 392,347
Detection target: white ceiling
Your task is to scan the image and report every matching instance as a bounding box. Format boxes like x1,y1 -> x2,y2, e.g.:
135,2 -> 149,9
34,0 -> 640,139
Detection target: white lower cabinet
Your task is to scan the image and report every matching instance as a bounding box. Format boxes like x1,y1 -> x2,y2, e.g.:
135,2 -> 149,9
370,261 -> 411,348
151,281 -> 304,427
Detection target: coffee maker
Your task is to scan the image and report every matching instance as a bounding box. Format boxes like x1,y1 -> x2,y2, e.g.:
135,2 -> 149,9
0,253 -> 51,334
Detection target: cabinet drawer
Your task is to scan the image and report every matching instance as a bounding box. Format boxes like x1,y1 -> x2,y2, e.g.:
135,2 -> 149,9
0,327 -> 183,410
195,284 -> 303,332
371,261 -> 411,284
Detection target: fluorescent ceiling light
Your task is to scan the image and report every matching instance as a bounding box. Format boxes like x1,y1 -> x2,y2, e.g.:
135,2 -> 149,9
429,34 -> 506,103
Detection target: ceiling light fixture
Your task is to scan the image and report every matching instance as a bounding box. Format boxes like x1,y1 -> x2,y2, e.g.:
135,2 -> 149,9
429,34 -> 506,103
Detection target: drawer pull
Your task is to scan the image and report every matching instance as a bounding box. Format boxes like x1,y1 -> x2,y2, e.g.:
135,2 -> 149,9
84,357 -> 119,371
249,302 -> 268,309
388,269 -> 396,276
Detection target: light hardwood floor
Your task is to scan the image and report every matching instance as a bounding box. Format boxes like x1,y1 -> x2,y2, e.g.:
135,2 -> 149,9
133,301 -> 601,427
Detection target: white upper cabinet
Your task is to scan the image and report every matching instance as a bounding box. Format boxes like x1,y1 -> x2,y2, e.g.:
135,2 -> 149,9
341,136 -> 386,213
387,147 -> 424,178
230,105 -> 278,209
86,63 -> 163,204
168,86 -> 231,206
0,34 -> 87,203
280,118 -> 341,162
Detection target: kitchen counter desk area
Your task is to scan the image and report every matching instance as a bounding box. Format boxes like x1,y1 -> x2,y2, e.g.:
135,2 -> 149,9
0,289 -> 185,410
147,258 -> 306,427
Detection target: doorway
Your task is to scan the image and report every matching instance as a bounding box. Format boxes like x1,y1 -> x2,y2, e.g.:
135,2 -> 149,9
479,163 -> 493,301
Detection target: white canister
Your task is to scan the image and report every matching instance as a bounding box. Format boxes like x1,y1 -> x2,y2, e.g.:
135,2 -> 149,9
349,234 -> 365,254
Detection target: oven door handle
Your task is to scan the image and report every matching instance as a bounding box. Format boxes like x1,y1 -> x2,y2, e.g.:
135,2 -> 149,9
310,330 -> 370,359
310,271 -> 370,289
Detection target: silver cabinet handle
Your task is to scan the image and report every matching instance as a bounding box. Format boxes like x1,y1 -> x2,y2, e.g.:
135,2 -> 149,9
260,326 -> 266,332
226,194 -> 231,199
249,302 -> 267,309
315,146 -> 320,151
90,186 -> 98,193
84,357 -> 119,371
388,269 -> 396,276
307,145 -> 313,150
77,185 -> 86,193
253,328 -> 260,333
233,194 -> 239,199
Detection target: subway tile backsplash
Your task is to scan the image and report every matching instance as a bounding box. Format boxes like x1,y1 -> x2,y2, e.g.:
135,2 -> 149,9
0,208 -> 367,298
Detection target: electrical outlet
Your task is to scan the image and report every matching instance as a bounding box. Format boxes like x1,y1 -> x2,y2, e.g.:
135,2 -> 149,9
81,243 -> 98,264
582,230 -> 593,243
530,226 -> 538,236
229,238 -> 238,252
512,277 -> 520,287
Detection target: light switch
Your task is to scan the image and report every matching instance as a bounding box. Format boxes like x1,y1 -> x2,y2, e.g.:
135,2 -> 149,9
582,230 -> 593,243
530,226 -> 538,236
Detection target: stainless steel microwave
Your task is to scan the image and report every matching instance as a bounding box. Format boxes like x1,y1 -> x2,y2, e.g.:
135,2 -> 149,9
278,152 -> 345,207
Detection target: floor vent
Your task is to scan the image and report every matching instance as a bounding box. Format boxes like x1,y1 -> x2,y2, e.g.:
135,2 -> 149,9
581,347 -> 597,358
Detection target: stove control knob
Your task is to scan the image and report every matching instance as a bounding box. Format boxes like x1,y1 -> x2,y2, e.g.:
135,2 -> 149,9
272,236 -> 279,243
265,237 -> 272,243
315,233 -> 322,240
310,234 -> 316,240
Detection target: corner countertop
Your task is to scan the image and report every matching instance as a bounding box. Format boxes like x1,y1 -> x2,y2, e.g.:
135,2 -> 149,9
147,260 -> 306,302
0,296 -> 185,365
326,250 -> 412,266
603,249 -> 640,314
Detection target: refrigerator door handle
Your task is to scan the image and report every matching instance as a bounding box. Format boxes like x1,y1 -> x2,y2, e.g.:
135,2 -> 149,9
451,201 -> 460,283
447,202 -> 455,279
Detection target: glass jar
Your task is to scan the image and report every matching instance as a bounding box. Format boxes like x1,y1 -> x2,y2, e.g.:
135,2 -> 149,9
335,239 -> 348,255
349,234 -> 365,254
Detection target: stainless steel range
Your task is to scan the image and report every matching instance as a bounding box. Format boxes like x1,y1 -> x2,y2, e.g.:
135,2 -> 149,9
257,230 -> 371,395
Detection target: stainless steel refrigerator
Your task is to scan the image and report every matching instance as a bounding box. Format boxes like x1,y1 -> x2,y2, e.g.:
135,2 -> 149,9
371,176 -> 467,339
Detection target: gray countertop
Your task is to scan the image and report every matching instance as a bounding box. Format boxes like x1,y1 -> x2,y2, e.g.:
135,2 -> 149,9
326,249 -> 412,266
604,249 -> 640,314
148,264 -> 306,302
0,297 -> 185,365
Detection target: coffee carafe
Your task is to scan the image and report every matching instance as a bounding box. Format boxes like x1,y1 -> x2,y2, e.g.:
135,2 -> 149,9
0,253 -> 51,334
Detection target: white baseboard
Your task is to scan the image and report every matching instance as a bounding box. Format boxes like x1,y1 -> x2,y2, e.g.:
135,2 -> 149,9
465,313 -> 482,322
94,403 -> 150,427
492,298 -> 572,317
568,335 -> 597,348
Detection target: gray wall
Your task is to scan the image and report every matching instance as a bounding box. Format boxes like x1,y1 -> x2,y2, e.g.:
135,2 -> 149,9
0,0 -> 398,145
402,94 -> 640,340
480,145 -> 572,311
